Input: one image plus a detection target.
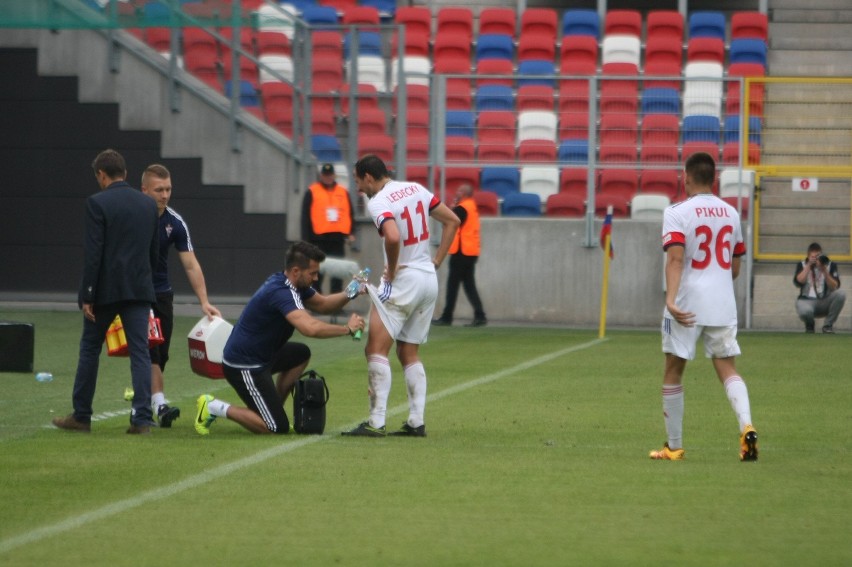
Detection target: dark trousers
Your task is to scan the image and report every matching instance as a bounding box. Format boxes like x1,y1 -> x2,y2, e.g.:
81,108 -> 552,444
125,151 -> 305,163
441,254 -> 486,321
312,239 -> 346,294
72,301 -> 154,425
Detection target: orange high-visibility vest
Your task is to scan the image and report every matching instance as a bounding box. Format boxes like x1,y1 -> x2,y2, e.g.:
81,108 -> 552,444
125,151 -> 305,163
449,197 -> 481,256
308,183 -> 352,235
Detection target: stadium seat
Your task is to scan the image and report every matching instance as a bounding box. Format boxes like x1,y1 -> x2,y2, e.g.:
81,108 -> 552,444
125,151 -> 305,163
641,144 -> 679,165
599,140 -> 638,164
558,139 -> 589,164
403,106 -> 429,136
394,6 -> 431,39
390,56 -> 431,90
323,0 -> 357,13
476,34 -> 515,62
643,60 -> 681,90
478,110 -> 516,143
562,9 -> 599,38
261,82 -> 294,110
446,110 -> 475,138
445,82 -> 473,110
646,10 -> 683,41
560,167 -> 590,195
475,85 -> 514,111
726,62 -> 766,116
600,63 -> 639,114
518,34 -> 557,63
518,60 -> 556,87
347,55 -> 387,92
682,141 -> 719,161
641,114 -> 680,157
185,50 -> 221,90
358,133 -> 394,162
645,36 -> 683,67
520,166 -> 560,200
406,138 -> 429,162
356,107 -> 387,135
310,109 -> 336,136
406,165 -> 430,187
392,83 -> 429,116
520,8 -> 559,43
481,167 -> 520,197
437,7 -> 474,41
560,35 -> 598,71
439,167 -> 480,201
390,30 -> 430,58
601,36 -> 641,67
344,31 -> 382,59
311,135 -> 343,161
253,4 -> 297,39
558,78 -> 592,114
518,140 -> 557,162
312,31 -> 343,59
475,59 -> 515,87
266,108 -> 293,138
630,194 -> 671,220
598,169 -> 639,205
641,88 -> 680,115
600,112 -> 638,146
729,39 -> 768,68
342,6 -> 380,26
594,192 -> 630,218
434,34 -> 472,67
360,0 -> 396,16
445,136 -> 476,162
479,7 -> 516,37
517,85 -> 556,112
223,53 -> 260,86
731,11 -> 768,41
719,168 -> 756,198
546,192 -> 586,217
183,28 -> 219,58
258,54 -> 294,84
558,112 -> 589,140
143,26 -> 172,56
256,31 -> 291,56
683,62 -> 723,118
518,111 -> 558,142
639,170 -> 680,200
682,115 -> 721,143
502,192 -> 542,216
473,190 -> 501,216
687,37 -> 725,65
723,115 -> 762,145
688,11 -> 726,40
224,79 -> 259,106
302,5 -> 338,26
478,140 -> 516,163
604,10 -> 642,37
311,56 -> 344,92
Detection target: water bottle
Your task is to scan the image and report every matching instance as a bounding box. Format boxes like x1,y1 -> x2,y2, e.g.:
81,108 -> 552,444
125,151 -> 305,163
346,267 -> 371,341
35,372 -> 53,383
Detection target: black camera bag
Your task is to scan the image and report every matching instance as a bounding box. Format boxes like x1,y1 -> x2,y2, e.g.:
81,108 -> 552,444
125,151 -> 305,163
293,370 -> 329,434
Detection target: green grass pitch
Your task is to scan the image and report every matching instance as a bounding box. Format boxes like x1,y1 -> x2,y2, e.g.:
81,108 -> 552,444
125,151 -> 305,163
1,310 -> 850,565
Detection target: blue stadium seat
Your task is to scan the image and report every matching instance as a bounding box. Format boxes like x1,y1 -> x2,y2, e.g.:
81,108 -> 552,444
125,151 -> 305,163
301,6 -> 338,26
475,85 -> 515,111
518,60 -> 556,87
729,39 -> 768,68
723,115 -> 763,145
311,135 -> 343,161
361,0 -> 397,17
558,139 -> 589,164
224,80 -> 259,106
641,87 -> 680,115
682,115 -> 721,144
688,11 -> 726,40
475,34 -> 515,61
562,9 -> 599,37
344,32 -> 382,59
480,167 -> 520,197
446,110 -> 475,138
502,192 -> 542,216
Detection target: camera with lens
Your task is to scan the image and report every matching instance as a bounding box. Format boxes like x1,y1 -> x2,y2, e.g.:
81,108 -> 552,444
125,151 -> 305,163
819,254 -> 830,265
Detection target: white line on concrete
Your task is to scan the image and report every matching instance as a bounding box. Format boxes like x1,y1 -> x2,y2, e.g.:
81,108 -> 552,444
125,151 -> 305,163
1,338 -> 605,555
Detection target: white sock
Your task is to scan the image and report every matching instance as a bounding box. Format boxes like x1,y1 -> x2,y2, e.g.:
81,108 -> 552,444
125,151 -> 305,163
151,392 -> 166,411
367,355 -> 392,428
208,399 -> 231,418
662,384 -> 684,450
403,361 -> 427,428
724,376 -> 752,431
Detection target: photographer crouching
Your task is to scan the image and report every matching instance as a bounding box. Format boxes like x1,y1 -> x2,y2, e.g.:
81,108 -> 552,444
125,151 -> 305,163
794,242 -> 846,333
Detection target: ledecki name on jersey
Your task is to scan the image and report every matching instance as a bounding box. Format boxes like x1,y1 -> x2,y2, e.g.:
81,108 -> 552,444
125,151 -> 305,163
384,184 -> 421,203
694,206 -> 731,218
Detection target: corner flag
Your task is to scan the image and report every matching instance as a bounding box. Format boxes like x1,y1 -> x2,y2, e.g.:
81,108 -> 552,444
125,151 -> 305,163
599,209 -> 614,259
598,206 -> 614,339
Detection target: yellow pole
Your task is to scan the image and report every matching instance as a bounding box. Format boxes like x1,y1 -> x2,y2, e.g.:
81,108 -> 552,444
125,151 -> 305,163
598,232 -> 612,339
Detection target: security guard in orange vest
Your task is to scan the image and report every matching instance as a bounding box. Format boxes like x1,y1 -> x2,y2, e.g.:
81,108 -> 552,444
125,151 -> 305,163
301,163 -> 355,293
433,184 -> 488,327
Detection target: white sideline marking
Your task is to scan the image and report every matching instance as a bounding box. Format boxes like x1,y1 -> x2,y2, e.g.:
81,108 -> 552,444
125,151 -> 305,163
0,338 -> 604,555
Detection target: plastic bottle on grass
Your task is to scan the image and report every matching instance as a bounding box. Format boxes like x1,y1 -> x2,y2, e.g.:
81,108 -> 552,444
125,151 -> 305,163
345,267 -> 371,340
35,372 -> 53,383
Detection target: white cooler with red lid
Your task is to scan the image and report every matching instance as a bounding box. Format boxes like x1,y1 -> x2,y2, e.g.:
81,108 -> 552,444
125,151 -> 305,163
187,316 -> 233,379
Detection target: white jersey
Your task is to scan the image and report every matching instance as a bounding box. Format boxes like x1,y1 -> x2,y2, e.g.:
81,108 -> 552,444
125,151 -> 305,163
367,180 -> 441,272
662,193 -> 746,326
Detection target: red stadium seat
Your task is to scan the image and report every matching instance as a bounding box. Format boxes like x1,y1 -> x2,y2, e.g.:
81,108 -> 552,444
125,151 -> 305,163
439,166 -> 480,202
395,6 -> 432,39
474,190 -> 501,216
183,27 -> 219,58
517,85 -> 556,112
390,30 -> 430,57
437,7 -> 474,41
358,133 -> 395,162
445,82 -> 473,110
604,10 -> 642,37
640,170 -> 681,200
558,78 -> 591,114
478,110 -> 516,143
560,167 -> 590,195
643,60 -> 681,90
357,107 -> 387,135
478,140 -> 516,163
256,31 -> 290,56
445,136 -> 476,162
726,62 -> 766,116
520,8 -> 558,43
600,112 -> 638,146
434,35 -> 471,74
475,58 -> 515,88
406,108 -> 430,140
340,83 -> 380,118
518,34 -> 556,62
342,6 -> 380,26
683,141 -> 719,161
518,139 -> 557,162
546,192 -> 586,217
392,83 -> 430,116
311,56 -> 343,92
479,8 -> 516,37
407,138 -> 429,162
731,11 -> 768,41
558,112 -> 589,140
687,37 -> 725,65
600,62 -> 639,114
560,36 -> 598,70
722,142 -> 761,166
646,10 -> 684,41
599,141 -> 638,164
640,114 -> 680,163
645,36 -> 683,67
184,50 -> 221,90
594,192 -> 630,218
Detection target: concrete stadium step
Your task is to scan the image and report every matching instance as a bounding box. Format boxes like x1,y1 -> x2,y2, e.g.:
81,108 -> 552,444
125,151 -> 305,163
770,23 -> 852,50
768,49 -> 852,75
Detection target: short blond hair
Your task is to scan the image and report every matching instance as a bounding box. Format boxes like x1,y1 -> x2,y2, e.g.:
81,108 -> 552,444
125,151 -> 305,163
141,164 -> 170,187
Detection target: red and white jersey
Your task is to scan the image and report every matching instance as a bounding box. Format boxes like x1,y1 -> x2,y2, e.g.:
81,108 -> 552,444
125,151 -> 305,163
368,180 -> 441,272
662,193 -> 746,326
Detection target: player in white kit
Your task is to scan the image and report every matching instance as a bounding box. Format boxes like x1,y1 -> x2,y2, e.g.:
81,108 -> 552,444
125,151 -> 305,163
651,152 -> 758,461
343,155 -> 460,437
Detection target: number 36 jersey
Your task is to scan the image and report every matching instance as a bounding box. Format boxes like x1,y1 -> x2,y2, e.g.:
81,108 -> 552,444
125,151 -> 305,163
368,180 -> 441,272
662,194 -> 746,326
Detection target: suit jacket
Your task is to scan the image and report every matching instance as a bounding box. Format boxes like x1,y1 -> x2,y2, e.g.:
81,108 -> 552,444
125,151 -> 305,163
78,180 -> 159,307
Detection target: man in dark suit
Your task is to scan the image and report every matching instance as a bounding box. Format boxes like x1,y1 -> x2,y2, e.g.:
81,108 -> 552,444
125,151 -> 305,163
53,149 -> 160,434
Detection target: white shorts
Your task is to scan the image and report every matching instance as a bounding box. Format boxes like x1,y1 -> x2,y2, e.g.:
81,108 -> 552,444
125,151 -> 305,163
661,317 -> 741,360
366,267 -> 438,344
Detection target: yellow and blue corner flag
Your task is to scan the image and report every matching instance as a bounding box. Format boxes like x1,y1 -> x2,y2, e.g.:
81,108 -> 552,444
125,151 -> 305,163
599,209 -> 614,259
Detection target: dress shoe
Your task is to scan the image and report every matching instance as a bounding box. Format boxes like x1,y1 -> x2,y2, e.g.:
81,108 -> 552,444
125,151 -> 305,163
465,319 -> 487,327
52,414 -> 91,433
126,424 -> 152,435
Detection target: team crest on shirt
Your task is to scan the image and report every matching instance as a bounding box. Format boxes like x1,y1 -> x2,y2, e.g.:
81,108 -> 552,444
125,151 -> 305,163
165,223 -> 173,237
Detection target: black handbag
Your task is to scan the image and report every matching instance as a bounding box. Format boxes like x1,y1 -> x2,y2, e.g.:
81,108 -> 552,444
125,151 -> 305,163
293,370 -> 329,434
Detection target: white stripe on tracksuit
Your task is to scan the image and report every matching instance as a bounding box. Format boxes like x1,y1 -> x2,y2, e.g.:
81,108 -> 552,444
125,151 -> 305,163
240,369 -> 277,432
